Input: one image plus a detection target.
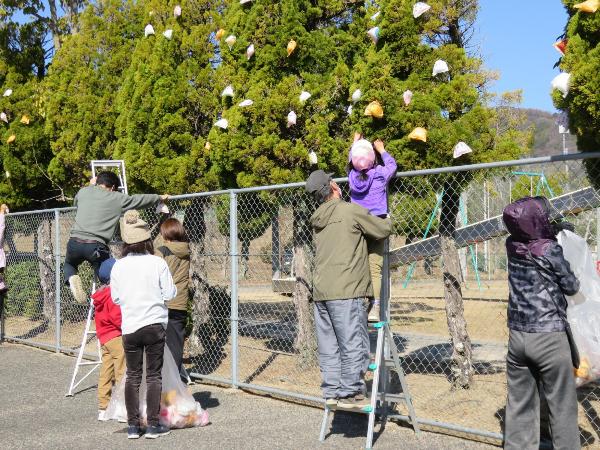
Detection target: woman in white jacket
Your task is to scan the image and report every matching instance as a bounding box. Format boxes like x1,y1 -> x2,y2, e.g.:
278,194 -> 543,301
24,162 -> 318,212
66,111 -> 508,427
111,210 -> 177,440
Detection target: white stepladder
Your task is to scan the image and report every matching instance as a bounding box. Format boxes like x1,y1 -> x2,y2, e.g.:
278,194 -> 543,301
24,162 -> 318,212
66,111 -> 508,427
318,242 -> 420,449
66,160 -> 128,397
91,160 -> 128,195
65,284 -> 101,397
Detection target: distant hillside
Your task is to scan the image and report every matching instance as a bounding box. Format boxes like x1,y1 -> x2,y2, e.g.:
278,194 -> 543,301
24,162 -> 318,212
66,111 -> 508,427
524,108 -> 579,157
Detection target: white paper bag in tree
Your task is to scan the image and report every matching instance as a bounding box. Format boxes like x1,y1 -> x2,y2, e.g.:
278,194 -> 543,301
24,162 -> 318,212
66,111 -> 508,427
299,91 -> 311,103
367,27 -> 380,44
371,11 -> 381,21
0,112 -> 7,123
351,89 -> 362,103
551,73 -> 571,98
214,118 -> 228,129
308,151 -> 318,164
225,35 -> 237,49
144,24 -> 155,37
163,29 -> 173,40
413,2 -> 431,18
403,90 -> 413,106
246,44 -> 255,60
432,60 -> 449,76
238,99 -> 254,107
287,111 -> 297,127
453,142 -> 473,159
174,5 -> 182,17
221,85 -> 234,97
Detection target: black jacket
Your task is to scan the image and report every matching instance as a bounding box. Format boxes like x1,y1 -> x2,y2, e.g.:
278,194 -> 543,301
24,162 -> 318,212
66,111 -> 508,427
503,197 -> 580,332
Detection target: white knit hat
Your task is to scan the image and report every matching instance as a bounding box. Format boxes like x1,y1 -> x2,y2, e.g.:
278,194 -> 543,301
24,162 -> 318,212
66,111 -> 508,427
121,210 -> 151,244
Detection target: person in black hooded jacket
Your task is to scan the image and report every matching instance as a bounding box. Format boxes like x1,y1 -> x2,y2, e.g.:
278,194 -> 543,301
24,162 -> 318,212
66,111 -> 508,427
502,196 -> 580,450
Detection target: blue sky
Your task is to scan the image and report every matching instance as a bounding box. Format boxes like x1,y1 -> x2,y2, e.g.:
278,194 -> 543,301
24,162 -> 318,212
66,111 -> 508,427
476,0 -> 568,112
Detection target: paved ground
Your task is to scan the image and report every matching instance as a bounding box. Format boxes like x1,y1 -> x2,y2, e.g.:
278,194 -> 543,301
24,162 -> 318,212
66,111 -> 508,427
0,343 -> 498,450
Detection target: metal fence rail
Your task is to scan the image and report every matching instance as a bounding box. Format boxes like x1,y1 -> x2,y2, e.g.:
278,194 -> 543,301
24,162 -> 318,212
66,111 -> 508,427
3,152 -> 600,446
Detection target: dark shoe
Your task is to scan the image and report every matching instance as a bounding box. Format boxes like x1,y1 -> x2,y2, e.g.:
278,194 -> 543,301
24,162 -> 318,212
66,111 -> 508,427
145,424 -> 170,439
127,425 -> 142,439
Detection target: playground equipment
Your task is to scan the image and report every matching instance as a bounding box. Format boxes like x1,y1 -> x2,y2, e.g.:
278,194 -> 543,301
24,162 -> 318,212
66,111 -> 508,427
390,186 -> 600,267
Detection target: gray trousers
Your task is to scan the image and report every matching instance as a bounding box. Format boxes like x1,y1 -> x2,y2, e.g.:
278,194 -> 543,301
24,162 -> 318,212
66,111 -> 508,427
314,298 -> 369,399
504,330 -> 580,450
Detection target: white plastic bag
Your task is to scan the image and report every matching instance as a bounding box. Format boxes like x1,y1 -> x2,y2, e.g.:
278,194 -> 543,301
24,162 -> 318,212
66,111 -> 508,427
105,346 -> 209,428
558,230 -> 600,386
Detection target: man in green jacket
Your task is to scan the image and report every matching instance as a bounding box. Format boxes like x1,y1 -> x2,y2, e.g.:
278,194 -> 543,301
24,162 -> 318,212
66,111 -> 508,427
66,171 -> 166,303
305,170 -> 392,410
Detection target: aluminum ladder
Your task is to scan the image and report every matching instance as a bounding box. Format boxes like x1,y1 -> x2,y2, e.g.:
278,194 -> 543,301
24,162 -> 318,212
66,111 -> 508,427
66,285 -> 102,397
318,320 -> 420,449
318,240 -> 420,449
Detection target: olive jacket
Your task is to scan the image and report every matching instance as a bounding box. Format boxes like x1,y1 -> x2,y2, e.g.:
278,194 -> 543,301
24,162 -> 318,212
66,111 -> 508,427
310,198 -> 392,301
154,236 -> 190,311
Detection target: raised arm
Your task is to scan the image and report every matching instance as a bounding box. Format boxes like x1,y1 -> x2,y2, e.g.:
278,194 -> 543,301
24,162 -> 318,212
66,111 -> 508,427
120,193 -> 161,212
374,140 -> 397,182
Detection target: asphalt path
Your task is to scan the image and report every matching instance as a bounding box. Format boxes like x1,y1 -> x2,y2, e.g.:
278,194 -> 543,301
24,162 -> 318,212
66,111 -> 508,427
0,343 -> 497,450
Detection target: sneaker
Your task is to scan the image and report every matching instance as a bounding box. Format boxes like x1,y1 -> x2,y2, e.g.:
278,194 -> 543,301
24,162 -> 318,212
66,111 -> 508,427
325,398 -> 338,408
127,425 -> 142,439
338,394 -> 371,411
145,424 -> 170,439
368,302 -> 380,323
68,275 -> 87,304
97,410 -> 108,422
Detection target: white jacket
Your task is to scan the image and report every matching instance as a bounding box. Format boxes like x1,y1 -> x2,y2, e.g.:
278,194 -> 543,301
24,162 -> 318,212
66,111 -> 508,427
111,254 -> 177,335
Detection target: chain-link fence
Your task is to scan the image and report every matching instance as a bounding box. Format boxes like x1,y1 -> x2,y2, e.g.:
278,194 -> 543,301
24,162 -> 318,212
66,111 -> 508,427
2,152 -> 600,446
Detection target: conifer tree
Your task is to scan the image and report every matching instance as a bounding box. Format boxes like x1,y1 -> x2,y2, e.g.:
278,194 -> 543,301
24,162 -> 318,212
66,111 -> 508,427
554,0 -> 600,188
43,0 -> 145,196
114,0 -> 218,194
348,0 -> 528,388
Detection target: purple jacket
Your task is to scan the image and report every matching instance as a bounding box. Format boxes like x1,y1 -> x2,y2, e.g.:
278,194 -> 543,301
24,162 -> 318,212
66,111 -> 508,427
503,197 -> 579,333
349,151 -> 397,216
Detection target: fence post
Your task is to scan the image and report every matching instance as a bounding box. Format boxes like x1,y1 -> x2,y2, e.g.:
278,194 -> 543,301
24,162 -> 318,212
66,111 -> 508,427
229,190 -> 239,388
54,210 -> 61,353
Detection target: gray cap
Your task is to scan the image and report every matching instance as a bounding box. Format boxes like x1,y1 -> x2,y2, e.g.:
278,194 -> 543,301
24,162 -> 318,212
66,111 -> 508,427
305,170 -> 334,197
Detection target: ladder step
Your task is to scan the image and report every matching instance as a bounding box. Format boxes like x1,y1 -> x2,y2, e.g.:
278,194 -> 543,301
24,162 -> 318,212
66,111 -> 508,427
377,393 -> 408,403
368,321 -> 387,329
77,361 -> 102,366
327,402 -> 374,414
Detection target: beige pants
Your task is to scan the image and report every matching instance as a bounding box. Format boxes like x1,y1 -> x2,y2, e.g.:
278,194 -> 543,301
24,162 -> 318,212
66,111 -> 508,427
98,336 -> 126,410
368,238 -> 385,301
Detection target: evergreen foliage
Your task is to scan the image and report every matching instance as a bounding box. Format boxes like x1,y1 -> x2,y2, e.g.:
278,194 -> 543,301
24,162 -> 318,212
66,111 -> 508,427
555,1 -> 600,186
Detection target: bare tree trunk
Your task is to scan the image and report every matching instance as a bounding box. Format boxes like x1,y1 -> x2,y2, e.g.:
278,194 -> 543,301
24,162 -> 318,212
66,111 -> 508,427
38,220 -> 55,321
293,244 -> 316,367
184,199 -> 209,355
292,204 -> 317,368
440,180 -> 473,389
47,0 -> 62,52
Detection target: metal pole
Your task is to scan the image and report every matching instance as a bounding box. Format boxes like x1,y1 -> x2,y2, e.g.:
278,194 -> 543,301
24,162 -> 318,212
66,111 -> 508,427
54,210 -> 61,353
229,191 -> 239,388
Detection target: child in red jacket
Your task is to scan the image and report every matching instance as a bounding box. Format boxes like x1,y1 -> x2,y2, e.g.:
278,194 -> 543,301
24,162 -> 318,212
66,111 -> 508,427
92,258 -> 125,422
